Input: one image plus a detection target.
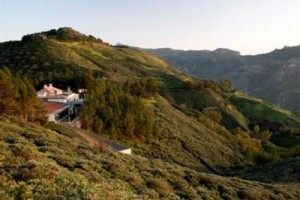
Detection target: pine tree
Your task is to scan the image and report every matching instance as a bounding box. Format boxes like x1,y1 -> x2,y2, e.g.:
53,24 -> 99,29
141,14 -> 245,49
0,68 -> 47,124
22,76 -> 47,123
83,68 -> 94,91
124,111 -> 135,136
0,67 -> 18,115
80,105 -> 94,129
14,75 -> 29,119
110,124 -> 118,139
80,79 -> 158,139
92,117 -> 104,135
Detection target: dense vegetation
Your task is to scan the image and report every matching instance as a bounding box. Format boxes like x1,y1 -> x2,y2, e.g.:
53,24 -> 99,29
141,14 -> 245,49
0,28 -> 300,199
0,67 -> 46,124
80,78 -> 159,139
0,27 -> 179,90
21,27 -> 104,43
1,116 -> 299,199
231,93 -> 300,134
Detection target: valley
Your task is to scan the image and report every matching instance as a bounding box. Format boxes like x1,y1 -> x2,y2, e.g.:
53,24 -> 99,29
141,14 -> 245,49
0,28 -> 299,199
147,46 -> 300,114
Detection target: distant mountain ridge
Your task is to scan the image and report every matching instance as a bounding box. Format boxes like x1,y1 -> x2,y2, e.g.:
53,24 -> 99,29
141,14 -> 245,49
147,46 -> 300,113
1,27 -> 300,199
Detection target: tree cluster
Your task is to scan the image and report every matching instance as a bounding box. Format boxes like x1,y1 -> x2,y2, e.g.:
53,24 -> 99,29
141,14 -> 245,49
21,27 -> 103,43
219,79 -> 235,92
203,110 -> 223,123
252,125 -> 272,141
0,67 -> 47,124
129,77 -> 159,98
183,80 -> 221,94
80,80 -> 158,139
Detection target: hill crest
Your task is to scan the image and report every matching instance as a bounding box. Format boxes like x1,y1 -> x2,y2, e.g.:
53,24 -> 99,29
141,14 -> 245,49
21,27 -> 104,43
1,27 -> 300,199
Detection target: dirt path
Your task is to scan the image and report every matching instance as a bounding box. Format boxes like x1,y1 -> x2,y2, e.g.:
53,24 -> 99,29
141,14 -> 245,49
59,122 -> 129,152
59,123 -> 104,146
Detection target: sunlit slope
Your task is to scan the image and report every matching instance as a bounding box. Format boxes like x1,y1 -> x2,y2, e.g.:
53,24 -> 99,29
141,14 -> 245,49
1,27 -> 300,199
1,27 -> 300,143
0,28 -> 185,87
0,28 -> 248,130
1,116 -> 299,199
231,92 -> 300,133
1,28 -> 300,141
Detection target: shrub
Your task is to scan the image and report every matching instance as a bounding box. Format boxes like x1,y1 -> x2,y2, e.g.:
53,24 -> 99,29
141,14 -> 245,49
146,177 -> 173,197
203,110 -> 223,123
129,77 -> 159,98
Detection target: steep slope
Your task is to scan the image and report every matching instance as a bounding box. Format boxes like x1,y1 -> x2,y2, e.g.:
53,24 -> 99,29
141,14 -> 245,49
240,157 -> 300,183
0,28 -> 252,131
136,96 -> 240,172
1,27 -> 300,152
0,28 -> 243,167
1,116 -> 300,199
231,93 -> 300,133
0,27 -> 184,89
147,46 -> 300,113
1,28 -> 300,199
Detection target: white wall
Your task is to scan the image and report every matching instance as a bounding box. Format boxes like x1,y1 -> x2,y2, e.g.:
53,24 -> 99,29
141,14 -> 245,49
47,114 -> 56,122
118,149 -> 132,155
48,98 -> 67,103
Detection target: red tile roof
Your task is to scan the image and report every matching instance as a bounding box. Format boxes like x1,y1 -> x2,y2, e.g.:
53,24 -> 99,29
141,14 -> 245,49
44,102 -> 69,114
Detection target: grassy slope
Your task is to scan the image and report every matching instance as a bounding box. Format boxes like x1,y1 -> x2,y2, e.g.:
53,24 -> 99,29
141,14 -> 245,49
1,29 -> 300,199
239,157 -> 300,183
132,96 -> 240,173
1,30 -> 297,133
231,92 -> 300,133
1,116 -> 300,200
0,116 -> 140,200
163,88 -> 249,130
0,34 -> 250,132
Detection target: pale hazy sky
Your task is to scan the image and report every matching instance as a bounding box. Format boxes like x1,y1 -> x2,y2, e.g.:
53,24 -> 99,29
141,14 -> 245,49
0,0 -> 299,55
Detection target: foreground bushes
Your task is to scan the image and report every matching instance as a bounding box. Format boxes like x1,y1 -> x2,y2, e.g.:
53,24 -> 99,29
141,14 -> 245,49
1,114 -> 299,199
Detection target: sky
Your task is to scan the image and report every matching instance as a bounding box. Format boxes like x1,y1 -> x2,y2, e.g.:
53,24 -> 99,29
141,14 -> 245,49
0,0 -> 299,55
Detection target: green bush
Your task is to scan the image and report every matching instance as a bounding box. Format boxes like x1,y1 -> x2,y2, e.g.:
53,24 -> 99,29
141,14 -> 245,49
129,77 -> 159,98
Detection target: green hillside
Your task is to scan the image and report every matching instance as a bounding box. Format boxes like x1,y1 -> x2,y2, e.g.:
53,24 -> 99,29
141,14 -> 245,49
240,157 -> 300,183
1,28 -> 300,199
231,93 -> 300,133
1,116 -> 300,199
0,28 -> 252,131
0,27 -> 184,89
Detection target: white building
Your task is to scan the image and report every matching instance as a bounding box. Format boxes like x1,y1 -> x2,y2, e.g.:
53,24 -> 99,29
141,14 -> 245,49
37,84 -> 79,103
37,84 -> 82,122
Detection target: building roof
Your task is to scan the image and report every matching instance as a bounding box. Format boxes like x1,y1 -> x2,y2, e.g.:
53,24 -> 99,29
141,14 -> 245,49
44,101 -> 70,114
37,84 -> 63,96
